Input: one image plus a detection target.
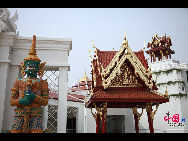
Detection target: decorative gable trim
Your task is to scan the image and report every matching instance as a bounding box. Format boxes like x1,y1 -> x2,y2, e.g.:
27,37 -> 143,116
98,40 -> 155,90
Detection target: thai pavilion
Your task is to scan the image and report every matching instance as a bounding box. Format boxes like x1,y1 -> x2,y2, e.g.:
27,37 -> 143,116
85,33 -> 169,133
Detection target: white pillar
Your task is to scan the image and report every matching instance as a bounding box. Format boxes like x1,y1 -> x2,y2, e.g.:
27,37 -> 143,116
0,62 -> 9,130
2,65 -> 21,130
57,67 -> 68,133
0,32 -> 17,131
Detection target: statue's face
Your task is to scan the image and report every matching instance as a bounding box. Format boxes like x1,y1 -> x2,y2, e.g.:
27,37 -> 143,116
24,60 -> 40,78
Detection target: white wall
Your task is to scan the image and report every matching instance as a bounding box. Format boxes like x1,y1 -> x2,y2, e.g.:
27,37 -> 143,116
141,59 -> 188,133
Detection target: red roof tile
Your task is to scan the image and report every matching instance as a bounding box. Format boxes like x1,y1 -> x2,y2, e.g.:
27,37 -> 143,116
92,89 -> 167,101
86,88 -> 169,108
72,85 -> 91,90
96,49 -> 149,70
49,91 -> 85,103
67,93 -> 85,103
49,91 -> 58,99
134,49 -> 149,69
85,88 -> 168,108
97,51 -> 117,69
145,46 -> 175,54
147,34 -> 172,49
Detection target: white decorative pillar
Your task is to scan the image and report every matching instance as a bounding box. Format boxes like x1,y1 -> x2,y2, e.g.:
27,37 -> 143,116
57,66 -> 68,133
0,62 -> 9,130
0,32 -> 17,131
2,65 -> 21,130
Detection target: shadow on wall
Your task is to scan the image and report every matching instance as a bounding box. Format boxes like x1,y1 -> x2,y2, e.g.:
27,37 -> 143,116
180,97 -> 188,133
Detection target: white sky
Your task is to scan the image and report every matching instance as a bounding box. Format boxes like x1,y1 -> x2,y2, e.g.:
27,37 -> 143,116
8,8 -> 188,87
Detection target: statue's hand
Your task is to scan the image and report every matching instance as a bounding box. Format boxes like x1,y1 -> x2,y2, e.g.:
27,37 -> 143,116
19,98 -> 31,105
25,92 -> 36,101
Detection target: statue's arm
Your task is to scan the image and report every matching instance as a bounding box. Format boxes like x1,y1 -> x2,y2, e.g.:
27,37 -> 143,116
34,80 -> 49,106
10,79 -> 20,106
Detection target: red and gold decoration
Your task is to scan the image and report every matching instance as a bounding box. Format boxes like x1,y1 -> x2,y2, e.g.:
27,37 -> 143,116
86,31 -> 169,133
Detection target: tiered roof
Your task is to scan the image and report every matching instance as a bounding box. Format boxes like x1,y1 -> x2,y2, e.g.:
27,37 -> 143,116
146,34 -> 175,54
90,37 -> 158,91
86,34 -> 169,108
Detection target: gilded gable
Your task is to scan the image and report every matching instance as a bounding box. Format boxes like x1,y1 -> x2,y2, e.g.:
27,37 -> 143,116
110,62 -> 142,87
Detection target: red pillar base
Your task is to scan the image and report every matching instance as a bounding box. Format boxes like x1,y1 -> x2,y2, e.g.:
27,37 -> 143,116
102,110 -> 106,133
147,111 -> 154,133
133,114 -> 139,133
96,114 -> 100,133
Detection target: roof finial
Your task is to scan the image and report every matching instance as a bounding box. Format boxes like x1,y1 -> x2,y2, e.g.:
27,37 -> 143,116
89,49 -> 91,58
124,30 -> 126,40
123,30 -> 127,45
85,68 -> 86,76
92,39 -> 96,49
142,41 -> 145,50
165,86 -> 168,97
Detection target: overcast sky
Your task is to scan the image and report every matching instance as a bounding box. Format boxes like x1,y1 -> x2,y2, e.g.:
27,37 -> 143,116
8,8 -> 188,87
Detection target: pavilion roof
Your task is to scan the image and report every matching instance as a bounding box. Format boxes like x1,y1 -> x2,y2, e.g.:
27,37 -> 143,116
97,49 -> 148,70
145,46 -> 175,54
146,33 -> 175,54
85,87 -> 169,108
90,36 -> 157,90
86,33 -> 169,108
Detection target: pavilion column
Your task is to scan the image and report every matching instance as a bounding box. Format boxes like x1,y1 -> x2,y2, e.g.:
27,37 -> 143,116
133,113 -> 139,133
166,50 -> 168,60
96,114 -> 100,133
146,103 -> 154,133
160,50 -> 163,61
102,102 -> 107,133
132,107 -> 144,133
102,110 -> 106,133
162,51 -> 164,60
158,54 -> 160,61
153,53 -> 156,62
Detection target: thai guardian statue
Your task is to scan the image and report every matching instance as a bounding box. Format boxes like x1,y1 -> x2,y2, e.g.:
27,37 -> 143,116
9,35 -> 50,133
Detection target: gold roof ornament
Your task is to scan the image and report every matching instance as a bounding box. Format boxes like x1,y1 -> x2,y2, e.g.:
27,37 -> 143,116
165,86 -> 169,97
79,68 -> 91,82
24,35 -> 41,62
123,30 -> 128,45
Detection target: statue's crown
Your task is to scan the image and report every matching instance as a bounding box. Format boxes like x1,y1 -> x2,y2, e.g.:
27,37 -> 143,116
24,35 -> 41,62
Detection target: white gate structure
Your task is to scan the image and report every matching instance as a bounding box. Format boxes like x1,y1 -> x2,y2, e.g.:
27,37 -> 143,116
0,29 -> 72,132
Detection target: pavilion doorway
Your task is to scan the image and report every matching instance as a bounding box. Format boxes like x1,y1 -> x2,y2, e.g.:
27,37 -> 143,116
98,115 -> 125,133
